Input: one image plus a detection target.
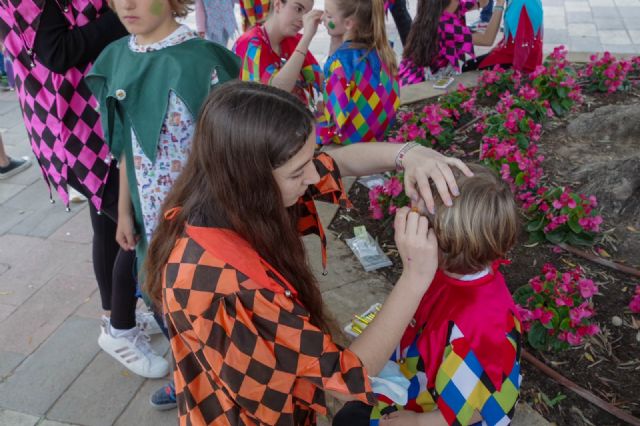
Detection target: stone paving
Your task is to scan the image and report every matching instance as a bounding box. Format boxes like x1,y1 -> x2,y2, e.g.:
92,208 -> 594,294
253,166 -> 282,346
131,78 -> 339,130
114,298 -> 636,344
1,1 -> 629,424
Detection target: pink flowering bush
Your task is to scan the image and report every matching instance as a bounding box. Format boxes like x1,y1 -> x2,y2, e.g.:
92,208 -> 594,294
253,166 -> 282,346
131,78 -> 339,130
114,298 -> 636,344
480,92 -> 543,149
368,174 -> 409,220
629,285 -> 640,314
437,85 -> 479,122
530,46 -> 583,116
477,65 -> 522,100
526,186 -> 603,246
390,103 -> 456,149
515,263 -> 601,351
580,52 -> 633,93
481,136 -> 544,198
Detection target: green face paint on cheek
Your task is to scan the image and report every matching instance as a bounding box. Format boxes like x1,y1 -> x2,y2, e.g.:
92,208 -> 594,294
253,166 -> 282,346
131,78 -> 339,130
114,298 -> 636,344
328,21 -> 335,30
150,0 -> 164,16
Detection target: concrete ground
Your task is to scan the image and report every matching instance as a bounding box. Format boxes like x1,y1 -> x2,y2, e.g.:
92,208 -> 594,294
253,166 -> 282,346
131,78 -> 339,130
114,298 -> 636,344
1,1 -> 628,424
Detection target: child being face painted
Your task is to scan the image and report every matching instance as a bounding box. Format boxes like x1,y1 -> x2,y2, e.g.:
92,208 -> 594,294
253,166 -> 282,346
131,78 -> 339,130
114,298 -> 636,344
110,0 -> 193,45
322,0 -> 350,37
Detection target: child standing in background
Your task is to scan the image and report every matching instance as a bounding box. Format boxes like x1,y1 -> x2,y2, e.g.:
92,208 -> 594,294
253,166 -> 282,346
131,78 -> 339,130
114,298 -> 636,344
317,0 -> 400,146
86,0 -> 240,380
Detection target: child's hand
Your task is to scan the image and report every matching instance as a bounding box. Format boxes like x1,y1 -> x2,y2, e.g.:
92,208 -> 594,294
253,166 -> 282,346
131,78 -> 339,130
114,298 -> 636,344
116,213 -> 139,251
394,207 -> 438,288
302,10 -> 323,40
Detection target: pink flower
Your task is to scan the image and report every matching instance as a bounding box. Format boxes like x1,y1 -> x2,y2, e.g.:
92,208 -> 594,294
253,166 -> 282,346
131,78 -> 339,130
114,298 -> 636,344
629,285 -> 640,313
540,309 -> 554,325
371,203 -> 384,220
577,324 -> 600,336
383,176 -> 403,197
515,304 -> 532,322
578,278 -> 598,298
530,65 -> 547,79
566,332 -> 583,346
555,295 -> 574,307
569,302 -> 593,323
530,276 -> 544,293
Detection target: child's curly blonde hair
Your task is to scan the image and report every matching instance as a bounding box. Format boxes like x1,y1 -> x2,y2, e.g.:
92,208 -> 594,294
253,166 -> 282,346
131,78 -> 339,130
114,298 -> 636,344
108,0 -> 194,18
428,163 -> 520,275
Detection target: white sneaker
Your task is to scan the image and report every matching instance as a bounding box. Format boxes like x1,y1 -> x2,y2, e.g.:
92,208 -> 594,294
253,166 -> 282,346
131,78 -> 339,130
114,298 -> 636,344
136,310 -> 163,335
98,317 -> 169,379
68,187 -> 87,203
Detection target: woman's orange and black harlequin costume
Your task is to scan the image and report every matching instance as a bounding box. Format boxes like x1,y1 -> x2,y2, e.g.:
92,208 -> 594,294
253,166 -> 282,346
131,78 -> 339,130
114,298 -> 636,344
163,153 -> 376,425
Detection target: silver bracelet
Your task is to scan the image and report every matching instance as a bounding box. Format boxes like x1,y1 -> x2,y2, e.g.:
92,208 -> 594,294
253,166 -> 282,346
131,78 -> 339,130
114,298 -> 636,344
395,142 -> 421,170
494,5 -> 505,11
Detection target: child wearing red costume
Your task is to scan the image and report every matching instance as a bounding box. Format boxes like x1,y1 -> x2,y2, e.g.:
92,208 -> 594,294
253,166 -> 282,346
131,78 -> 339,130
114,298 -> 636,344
335,164 -> 523,426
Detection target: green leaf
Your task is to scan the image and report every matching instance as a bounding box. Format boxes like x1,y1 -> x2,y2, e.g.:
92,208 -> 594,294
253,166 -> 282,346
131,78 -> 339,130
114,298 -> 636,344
556,86 -> 569,98
514,285 -> 534,305
566,232 -> 595,247
567,217 -> 583,234
527,217 -> 545,232
516,133 -> 529,149
548,187 -> 564,199
527,230 -> 547,244
559,317 -> 570,331
528,322 -> 548,350
545,229 -> 568,244
550,99 -> 564,116
561,98 -> 573,110
519,119 -> 530,133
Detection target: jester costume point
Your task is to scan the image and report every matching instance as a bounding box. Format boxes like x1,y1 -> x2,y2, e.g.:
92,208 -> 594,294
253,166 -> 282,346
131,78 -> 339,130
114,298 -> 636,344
480,0 -> 543,72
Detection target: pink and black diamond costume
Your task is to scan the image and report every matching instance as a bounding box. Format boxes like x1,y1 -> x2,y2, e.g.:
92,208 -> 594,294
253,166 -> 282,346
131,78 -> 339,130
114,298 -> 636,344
0,0 -> 121,209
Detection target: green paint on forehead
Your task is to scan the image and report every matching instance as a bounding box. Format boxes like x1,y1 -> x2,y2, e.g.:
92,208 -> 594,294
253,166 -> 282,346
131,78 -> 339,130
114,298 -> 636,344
150,0 -> 164,16
328,20 -> 335,29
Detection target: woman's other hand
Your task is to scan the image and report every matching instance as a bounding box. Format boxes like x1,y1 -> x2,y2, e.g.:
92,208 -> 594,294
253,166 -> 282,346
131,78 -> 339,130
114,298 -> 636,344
394,207 -> 438,291
401,146 -> 473,214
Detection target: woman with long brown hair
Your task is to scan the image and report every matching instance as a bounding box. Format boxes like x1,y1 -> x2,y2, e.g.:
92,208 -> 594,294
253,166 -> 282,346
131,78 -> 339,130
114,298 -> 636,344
144,81 -> 472,425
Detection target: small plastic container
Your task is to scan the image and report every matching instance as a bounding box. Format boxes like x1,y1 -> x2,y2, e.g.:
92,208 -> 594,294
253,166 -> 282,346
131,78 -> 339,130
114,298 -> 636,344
344,302 -> 383,338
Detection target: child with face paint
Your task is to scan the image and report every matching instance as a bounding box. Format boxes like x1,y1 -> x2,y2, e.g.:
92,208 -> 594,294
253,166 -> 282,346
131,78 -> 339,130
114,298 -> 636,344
316,0 -> 400,146
233,0 -> 324,111
85,0 -> 240,407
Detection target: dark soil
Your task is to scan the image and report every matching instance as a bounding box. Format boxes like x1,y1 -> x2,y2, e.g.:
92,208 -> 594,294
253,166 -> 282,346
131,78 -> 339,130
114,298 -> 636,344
328,89 -> 640,425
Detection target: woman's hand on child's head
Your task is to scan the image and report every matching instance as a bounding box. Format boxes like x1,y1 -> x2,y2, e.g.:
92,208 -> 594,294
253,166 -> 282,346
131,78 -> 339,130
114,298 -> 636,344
402,146 -> 473,214
302,9 -> 323,39
394,207 -> 438,291
116,213 -> 139,251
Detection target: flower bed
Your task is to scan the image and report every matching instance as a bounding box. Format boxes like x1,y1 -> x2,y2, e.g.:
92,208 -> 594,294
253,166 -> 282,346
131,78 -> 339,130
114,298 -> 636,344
329,48 -> 640,425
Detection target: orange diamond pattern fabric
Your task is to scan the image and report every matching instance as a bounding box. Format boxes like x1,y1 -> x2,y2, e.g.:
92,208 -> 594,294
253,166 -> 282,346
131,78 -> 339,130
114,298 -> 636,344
164,153 -> 373,425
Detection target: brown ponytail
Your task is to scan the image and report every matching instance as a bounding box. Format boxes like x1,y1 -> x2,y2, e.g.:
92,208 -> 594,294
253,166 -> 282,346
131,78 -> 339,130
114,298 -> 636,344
403,0 -> 450,68
335,0 -> 398,75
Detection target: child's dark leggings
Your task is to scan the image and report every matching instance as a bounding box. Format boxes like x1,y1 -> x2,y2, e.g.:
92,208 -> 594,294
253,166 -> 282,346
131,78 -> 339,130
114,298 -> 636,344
67,162 -> 137,330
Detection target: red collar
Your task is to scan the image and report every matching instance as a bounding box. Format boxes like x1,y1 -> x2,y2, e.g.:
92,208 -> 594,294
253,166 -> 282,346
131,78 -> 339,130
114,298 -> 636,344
185,225 -> 299,297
